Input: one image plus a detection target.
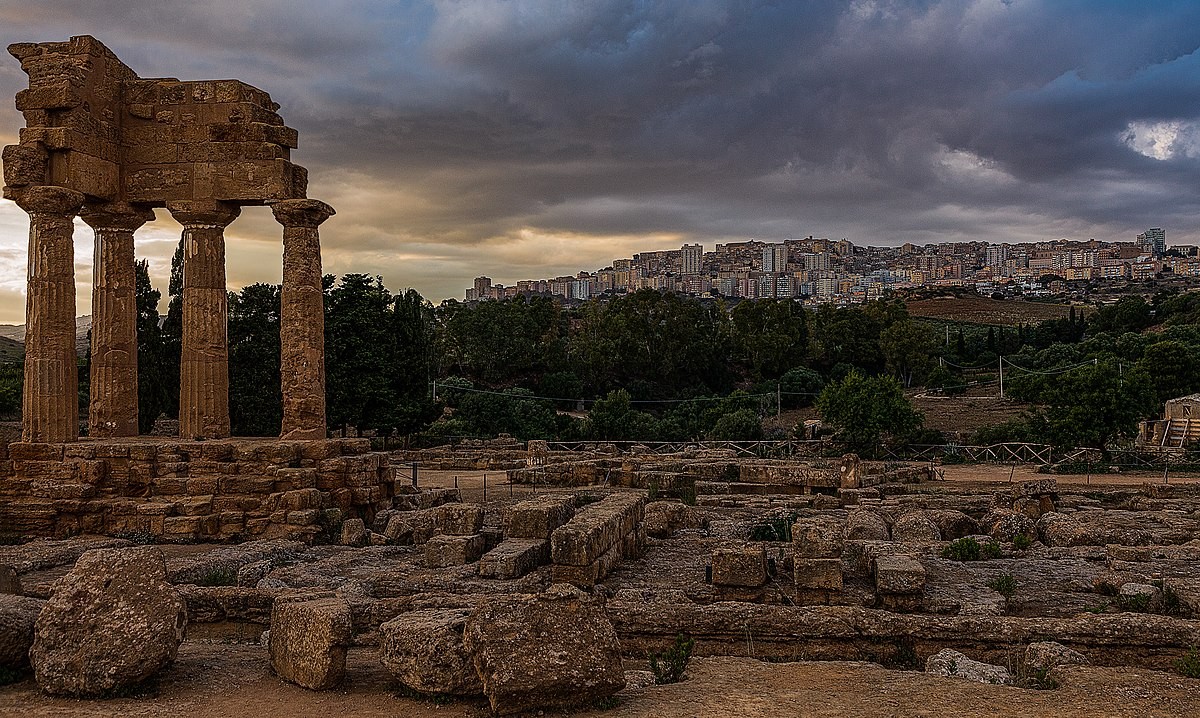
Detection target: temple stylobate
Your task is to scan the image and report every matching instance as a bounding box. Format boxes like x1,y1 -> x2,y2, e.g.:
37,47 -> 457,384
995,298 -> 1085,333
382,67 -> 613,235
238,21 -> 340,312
2,35 -> 333,442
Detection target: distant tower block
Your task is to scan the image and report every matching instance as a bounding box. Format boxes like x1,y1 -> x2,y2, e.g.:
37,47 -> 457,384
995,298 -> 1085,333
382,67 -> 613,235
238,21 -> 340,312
2,36 -> 332,440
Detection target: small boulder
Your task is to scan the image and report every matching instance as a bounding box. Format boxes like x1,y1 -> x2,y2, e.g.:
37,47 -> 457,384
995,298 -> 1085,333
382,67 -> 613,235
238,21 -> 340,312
1023,641 -> 1087,674
844,510 -> 890,542
925,510 -> 979,540
30,546 -> 187,697
0,594 -> 44,670
339,518 -> 368,547
1037,513 -> 1093,547
926,649 -> 1013,685
464,584 -> 625,715
891,512 -> 941,543
269,595 -> 353,690
380,609 -> 482,696
982,509 -> 1036,544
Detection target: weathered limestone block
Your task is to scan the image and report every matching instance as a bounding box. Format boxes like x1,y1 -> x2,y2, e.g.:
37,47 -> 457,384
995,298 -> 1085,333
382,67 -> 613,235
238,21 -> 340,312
339,518 -> 368,547
269,595 -> 352,690
1023,641 -> 1087,674
926,649 -> 1013,685
550,543 -> 622,587
464,585 -> 625,715
845,509 -> 890,541
711,543 -> 767,587
1037,512 -> 1094,547
0,594 -> 44,670
30,546 -> 187,696
1014,478 -> 1057,498
794,558 -> 843,591
478,539 -> 550,579
643,501 -> 706,538
440,503 -> 483,536
380,609 -> 482,696
874,554 -> 925,595
550,493 -> 645,566
837,453 -> 861,488
891,512 -> 941,543
792,516 -> 845,558
507,494 -> 575,539
982,509 -> 1037,544
426,534 -> 486,568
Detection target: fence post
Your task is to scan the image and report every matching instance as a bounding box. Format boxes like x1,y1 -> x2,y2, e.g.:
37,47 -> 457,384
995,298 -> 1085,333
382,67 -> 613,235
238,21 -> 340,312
411,461 -> 418,487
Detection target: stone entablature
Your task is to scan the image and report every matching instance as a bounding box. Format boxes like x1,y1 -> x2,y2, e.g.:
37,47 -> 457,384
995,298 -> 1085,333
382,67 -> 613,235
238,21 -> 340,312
2,36 -> 332,442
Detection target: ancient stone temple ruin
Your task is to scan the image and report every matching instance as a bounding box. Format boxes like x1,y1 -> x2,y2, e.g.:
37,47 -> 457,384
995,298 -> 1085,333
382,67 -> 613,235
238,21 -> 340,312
2,35 -> 331,443
0,37 -> 386,543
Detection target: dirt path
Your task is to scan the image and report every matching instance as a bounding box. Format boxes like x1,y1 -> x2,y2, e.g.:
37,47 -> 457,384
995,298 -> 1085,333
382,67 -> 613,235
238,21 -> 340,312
939,463 -> 1200,486
2,646 -> 1196,717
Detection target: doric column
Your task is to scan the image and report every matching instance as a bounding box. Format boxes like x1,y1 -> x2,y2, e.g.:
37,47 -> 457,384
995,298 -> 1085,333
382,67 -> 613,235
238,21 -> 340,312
271,199 -> 334,440
15,186 -> 86,443
166,200 -> 240,440
81,203 -> 154,438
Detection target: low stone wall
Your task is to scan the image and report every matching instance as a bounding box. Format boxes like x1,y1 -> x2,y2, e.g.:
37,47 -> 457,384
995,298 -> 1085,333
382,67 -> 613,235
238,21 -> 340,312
0,438 -> 396,542
550,493 -> 647,586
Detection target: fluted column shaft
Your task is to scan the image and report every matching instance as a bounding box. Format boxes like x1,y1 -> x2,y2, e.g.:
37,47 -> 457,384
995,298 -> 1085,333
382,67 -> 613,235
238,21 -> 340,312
16,186 -> 86,443
167,201 -> 240,440
272,199 -> 334,440
82,203 -> 154,438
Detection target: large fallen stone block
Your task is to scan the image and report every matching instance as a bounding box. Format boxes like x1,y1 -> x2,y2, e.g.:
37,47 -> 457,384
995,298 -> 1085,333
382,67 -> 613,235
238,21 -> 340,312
550,543 -> 622,587
269,595 -> 352,690
845,509 -> 890,541
926,648 -> 1013,685
1023,641 -> 1087,674
507,494 -> 575,539
643,501 -> 706,538
711,543 -> 767,588
30,546 -> 187,696
464,585 -> 625,715
478,539 -> 549,579
426,534 -> 486,568
440,503 -> 483,536
0,594 -> 44,671
792,516 -> 845,558
891,512 -> 941,543
380,609 -> 482,696
874,554 -> 925,595
794,558 -> 843,590
550,493 -> 645,566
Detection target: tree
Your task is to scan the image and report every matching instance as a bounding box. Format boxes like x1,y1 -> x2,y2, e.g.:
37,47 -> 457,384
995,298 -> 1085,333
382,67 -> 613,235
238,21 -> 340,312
134,259 -> 171,433
0,361 -> 20,416
158,238 -> 185,421
778,367 -> 825,408
708,408 -> 764,440
324,274 -> 397,435
454,387 -> 557,440
1036,361 -> 1154,458
730,299 -> 807,379
585,389 -> 659,441
879,318 -> 938,387
228,283 -> 282,436
816,371 -> 923,456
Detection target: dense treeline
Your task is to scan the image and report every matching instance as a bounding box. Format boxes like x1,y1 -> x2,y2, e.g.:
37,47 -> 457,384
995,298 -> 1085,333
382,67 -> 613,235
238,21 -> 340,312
1,270 -> 1197,457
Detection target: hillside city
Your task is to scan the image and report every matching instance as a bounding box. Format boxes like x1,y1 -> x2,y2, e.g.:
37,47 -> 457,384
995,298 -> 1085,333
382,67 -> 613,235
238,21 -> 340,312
465,229 -> 1198,303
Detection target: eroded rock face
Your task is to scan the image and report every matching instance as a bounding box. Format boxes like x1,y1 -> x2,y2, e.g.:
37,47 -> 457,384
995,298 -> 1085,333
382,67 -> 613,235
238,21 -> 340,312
982,509 -> 1036,543
0,594 -> 44,670
380,608 -> 482,696
925,648 -> 1013,685
30,546 -> 187,696
464,584 -> 625,715
1037,513 -> 1093,547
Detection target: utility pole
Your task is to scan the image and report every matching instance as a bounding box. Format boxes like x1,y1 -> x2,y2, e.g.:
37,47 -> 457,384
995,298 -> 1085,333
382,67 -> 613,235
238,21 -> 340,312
431,380 -> 437,402
999,356 -> 1004,399
777,383 -> 781,418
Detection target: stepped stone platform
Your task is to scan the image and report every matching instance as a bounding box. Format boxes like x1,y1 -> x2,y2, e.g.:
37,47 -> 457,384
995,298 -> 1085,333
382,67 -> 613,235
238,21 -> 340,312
0,438 -> 396,542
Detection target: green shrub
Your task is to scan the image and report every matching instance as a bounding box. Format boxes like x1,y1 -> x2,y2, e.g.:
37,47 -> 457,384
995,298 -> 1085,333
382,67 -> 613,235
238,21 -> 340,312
1176,647 -> 1200,679
987,574 -> 1017,598
1013,533 -> 1033,551
1027,667 -> 1058,690
194,566 -> 238,587
941,536 -> 1003,561
649,633 -> 695,685
1117,592 -> 1151,613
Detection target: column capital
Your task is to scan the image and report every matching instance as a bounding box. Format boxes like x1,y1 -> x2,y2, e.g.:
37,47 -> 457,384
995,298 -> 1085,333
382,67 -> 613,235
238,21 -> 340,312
271,198 -> 335,228
13,185 -> 85,217
166,200 -> 240,228
81,202 -> 156,232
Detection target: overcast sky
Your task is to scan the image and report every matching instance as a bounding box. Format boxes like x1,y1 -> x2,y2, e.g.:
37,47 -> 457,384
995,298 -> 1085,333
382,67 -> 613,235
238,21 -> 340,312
1,0 -> 1199,323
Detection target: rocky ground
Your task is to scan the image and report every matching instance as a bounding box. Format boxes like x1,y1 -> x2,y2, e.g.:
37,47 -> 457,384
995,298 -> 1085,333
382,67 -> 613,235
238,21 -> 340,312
3,464 -> 1200,715
1,645 -> 1195,717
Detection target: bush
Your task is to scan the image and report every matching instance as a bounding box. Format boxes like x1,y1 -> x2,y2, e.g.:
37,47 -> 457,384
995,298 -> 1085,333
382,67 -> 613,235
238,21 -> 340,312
1176,647 -> 1200,679
987,574 -> 1017,598
940,536 -> 1001,561
1013,533 -> 1033,551
708,409 -> 764,440
649,633 -> 695,685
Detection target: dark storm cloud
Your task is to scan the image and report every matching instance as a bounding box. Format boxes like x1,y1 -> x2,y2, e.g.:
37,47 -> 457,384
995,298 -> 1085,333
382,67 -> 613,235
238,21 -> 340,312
1,0 -> 1199,310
